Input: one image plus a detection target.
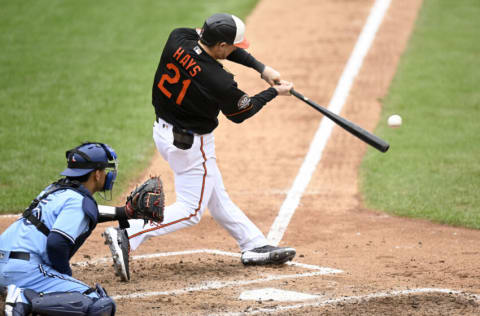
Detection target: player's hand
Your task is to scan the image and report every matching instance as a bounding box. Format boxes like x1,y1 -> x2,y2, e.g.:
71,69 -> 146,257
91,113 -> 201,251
273,80 -> 294,96
261,66 -> 281,86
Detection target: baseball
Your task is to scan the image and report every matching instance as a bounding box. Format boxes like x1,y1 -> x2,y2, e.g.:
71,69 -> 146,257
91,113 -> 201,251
388,114 -> 402,127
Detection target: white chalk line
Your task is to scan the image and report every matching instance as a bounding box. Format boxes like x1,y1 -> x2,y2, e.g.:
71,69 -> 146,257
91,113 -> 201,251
267,0 -> 392,246
0,214 -> 20,219
111,270 -> 338,301
212,288 -> 480,316
72,248 -> 342,301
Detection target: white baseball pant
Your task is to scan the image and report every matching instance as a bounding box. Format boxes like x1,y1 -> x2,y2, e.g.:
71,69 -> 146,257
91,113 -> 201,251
125,118 -> 268,252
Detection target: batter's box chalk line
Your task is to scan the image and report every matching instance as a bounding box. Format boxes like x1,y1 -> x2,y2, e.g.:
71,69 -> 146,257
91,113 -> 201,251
74,248 -> 342,300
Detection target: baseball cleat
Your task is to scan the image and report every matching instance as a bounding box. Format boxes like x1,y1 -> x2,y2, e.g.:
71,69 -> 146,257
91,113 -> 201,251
241,245 -> 296,265
103,227 -> 130,282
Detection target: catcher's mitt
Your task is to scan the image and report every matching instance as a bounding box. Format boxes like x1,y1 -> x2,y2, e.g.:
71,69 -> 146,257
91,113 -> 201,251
125,176 -> 165,223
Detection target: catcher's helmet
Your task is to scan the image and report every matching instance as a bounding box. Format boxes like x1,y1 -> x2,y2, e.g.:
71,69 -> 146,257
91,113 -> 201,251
61,142 -> 117,190
199,13 -> 249,48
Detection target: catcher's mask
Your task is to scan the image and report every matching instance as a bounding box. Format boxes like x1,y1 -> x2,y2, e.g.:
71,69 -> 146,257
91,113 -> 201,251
61,142 -> 118,200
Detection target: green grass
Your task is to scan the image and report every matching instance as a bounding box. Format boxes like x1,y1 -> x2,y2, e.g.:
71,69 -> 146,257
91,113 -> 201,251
360,0 -> 480,229
0,0 -> 258,213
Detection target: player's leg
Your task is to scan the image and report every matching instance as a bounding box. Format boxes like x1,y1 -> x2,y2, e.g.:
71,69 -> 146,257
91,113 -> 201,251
129,121 -> 214,243
104,170 -> 215,281
3,262 -> 115,316
126,131 -> 216,250
206,161 -> 268,251
103,121 -> 216,281
4,284 -> 30,316
1,259 -> 31,315
207,161 -> 296,265
5,284 -> 115,316
124,169 -> 215,247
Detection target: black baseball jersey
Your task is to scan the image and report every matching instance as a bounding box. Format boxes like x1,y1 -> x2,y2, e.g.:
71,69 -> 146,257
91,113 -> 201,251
152,28 -> 278,134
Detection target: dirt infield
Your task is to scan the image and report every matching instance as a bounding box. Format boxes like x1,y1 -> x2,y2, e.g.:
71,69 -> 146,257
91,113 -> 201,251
2,0 -> 480,315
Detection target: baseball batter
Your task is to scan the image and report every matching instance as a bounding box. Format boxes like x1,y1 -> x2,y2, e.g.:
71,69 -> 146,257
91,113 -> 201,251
104,13 -> 296,281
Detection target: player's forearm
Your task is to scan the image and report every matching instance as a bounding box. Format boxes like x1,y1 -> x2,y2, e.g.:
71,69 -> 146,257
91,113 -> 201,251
227,48 -> 265,73
251,87 -> 278,107
98,205 -> 130,229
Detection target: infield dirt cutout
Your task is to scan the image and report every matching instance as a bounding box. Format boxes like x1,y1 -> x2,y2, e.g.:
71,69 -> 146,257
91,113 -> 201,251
2,0 -> 480,315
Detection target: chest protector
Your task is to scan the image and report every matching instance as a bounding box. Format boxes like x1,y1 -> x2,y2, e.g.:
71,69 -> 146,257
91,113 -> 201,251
22,178 -> 99,257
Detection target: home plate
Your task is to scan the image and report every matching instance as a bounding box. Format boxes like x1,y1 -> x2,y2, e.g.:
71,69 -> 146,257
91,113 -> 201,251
239,288 -> 321,302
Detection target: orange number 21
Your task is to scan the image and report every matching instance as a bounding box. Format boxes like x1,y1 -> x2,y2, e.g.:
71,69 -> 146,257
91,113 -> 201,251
158,63 -> 191,105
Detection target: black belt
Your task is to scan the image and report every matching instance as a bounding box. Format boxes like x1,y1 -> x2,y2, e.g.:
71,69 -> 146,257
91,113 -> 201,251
9,251 -> 30,261
156,115 -> 167,124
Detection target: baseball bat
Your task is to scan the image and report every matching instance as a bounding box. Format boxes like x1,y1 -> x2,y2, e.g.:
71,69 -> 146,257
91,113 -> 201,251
290,89 -> 389,153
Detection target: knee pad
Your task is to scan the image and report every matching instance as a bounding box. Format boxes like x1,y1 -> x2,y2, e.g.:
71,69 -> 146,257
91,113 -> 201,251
24,289 -> 91,316
87,283 -> 116,316
88,296 -> 115,316
22,285 -> 115,316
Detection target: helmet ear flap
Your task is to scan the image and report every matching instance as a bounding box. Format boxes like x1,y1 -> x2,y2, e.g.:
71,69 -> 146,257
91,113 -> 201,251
100,143 -> 117,193
103,169 -> 116,191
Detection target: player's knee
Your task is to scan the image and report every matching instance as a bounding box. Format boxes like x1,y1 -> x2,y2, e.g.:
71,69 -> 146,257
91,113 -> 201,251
24,289 -> 91,315
88,283 -> 116,316
21,283 -> 115,316
176,201 -> 204,225
189,212 -> 203,225
88,296 -> 115,316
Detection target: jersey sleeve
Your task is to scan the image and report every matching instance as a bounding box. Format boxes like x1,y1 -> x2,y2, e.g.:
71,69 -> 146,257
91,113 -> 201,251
217,82 -> 278,123
47,232 -> 73,275
227,48 -> 265,73
51,196 -> 90,244
171,27 -> 199,41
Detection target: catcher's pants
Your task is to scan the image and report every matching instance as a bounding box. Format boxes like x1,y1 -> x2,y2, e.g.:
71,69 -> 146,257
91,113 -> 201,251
0,258 -> 99,299
125,118 -> 268,252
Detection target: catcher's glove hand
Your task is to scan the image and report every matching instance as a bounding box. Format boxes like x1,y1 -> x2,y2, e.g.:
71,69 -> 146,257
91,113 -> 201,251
125,176 -> 165,223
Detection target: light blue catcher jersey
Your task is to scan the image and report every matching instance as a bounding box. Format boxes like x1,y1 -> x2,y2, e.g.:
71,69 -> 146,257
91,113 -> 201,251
0,187 -> 90,265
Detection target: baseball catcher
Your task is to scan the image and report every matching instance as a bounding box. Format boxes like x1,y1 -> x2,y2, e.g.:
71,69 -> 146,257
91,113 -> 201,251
1,142 -> 123,316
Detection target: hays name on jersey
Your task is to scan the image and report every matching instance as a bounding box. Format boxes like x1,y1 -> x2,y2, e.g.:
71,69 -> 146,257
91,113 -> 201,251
173,46 -> 202,77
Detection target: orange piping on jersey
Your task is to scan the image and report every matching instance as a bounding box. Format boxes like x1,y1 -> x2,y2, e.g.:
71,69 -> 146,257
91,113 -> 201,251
225,104 -> 253,117
128,136 -> 208,239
